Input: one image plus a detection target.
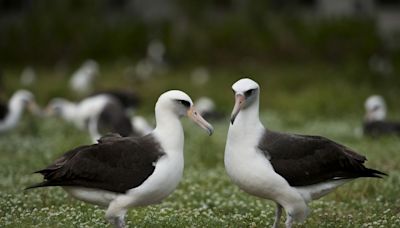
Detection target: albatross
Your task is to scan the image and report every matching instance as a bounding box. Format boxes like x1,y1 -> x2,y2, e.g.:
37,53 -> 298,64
0,90 -> 39,133
90,90 -> 141,114
194,96 -> 225,121
363,95 -> 400,137
46,94 -> 136,142
69,59 -> 99,94
27,90 -> 213,228
224,78 -> 386,228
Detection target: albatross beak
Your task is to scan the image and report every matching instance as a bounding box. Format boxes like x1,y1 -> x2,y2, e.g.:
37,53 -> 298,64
27,101 -> 42,116
230,94 -> 245,124
365,106 -> 379,121
43,105 -> 56,117
187,107 -> 214,136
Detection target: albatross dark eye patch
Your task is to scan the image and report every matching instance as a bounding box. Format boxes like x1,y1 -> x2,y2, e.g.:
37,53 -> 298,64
177,100 -> 191,108
372,105 -> 380,111
244,89 -> 255,97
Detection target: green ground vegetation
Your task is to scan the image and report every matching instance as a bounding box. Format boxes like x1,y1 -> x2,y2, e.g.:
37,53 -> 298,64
0,63 -> 399,227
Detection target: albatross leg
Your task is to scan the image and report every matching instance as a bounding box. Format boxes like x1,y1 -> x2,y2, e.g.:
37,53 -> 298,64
106,195 -> 132,228
108,214 -> 126,228
284,214 -> 294,228
272,203 -> 282,228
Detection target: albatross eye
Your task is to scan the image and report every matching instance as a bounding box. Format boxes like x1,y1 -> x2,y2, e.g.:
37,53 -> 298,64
371,105 -> 380,111
177,100 -> 191,108
244,89 -> 255,97
54,106 -> 62,114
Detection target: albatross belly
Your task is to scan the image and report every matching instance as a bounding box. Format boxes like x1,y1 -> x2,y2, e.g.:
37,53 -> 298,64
225,124 -> 309,222
225,143 -> 309,222
125,154 -> 184,206
64,187 -> 119,207
295,179 -> 350,202
225,127 -> 304,198
225,143 -> 303,201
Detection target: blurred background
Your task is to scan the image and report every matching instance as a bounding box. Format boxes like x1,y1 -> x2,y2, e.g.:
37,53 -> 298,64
0,0 -> 399,119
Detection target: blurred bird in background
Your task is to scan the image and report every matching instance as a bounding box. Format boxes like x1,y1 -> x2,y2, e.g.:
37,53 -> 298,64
45,93 -> 142,142
69,59 -> 100,95
363,95 -> 400,137
0,90 -> 40,133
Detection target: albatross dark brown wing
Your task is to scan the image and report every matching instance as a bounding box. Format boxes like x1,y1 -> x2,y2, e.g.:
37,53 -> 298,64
363,120 -> 400,137
258,129 -> 386,187
0,102 -> 8,120
27,134 -> 164,193
97,100 -> 135,137
91,90 -> 140,109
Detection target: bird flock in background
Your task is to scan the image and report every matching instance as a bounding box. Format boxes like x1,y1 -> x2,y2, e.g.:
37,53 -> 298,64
0,57 -> 395,228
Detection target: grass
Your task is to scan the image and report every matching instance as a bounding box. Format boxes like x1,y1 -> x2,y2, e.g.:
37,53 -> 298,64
0,63 -> 400,227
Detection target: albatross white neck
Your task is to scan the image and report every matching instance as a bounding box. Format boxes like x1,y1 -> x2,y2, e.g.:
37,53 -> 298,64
230,95 -> 262,131
60,101 -> 79,123
8,95 -> 26,120
153,105 -> 184,155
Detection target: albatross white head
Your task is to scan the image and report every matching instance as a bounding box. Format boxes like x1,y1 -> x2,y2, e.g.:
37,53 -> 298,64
44,98 -> 77,122
230,78 -> 260,125
154,90 -> 214,136
364,95 -> 386,121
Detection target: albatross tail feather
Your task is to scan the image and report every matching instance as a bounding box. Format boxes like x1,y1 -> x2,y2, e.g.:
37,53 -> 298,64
365,168 -> 387,178
25,181 -> 51,190
25,180 -> 64,190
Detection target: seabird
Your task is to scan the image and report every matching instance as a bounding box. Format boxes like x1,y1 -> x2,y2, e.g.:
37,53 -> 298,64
147,39 -> 166,67
368,54 -> 393,76
20,66 -> 36,86
27,90 -> 214,227
224,78 -> 387,228
131,116 -> 153,136
90,89 -> 141,114
88,99 -> 137,141
363,95 -> 400,137
135,59 -> 154,81
194,97 -> 225,121
190,67 -> 210,86
46,94 -> 136,142
69,59 -> 99,94
134,40 -> 167,81
0,90 -> 39,133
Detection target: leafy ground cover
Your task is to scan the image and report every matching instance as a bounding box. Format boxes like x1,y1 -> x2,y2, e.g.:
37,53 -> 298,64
0,63 -> 399,227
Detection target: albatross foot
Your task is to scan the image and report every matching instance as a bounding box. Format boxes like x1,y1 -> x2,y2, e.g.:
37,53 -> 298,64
285,214 -> 293,228
107,216 -> 125,228
272,203 -> 283,228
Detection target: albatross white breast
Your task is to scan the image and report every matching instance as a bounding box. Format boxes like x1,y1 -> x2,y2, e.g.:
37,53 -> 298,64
27,90 -> 214,228
224,78 -> 387,228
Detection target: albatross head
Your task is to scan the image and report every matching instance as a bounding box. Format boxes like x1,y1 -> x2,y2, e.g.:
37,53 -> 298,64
364,95 -> 386,121
195,97 -> 216,114
12,90 -> 40,115
44,98 -> 74,117
156,90 -> 214,135
230,78 -> 260,124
